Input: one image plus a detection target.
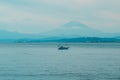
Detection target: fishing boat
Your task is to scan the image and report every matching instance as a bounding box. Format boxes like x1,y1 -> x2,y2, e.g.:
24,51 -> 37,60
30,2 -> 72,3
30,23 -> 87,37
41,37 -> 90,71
58,46 -> 69,50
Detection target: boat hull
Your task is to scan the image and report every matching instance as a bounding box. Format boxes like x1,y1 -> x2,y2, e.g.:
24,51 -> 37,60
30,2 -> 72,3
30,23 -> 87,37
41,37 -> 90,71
58,47 -> 69,50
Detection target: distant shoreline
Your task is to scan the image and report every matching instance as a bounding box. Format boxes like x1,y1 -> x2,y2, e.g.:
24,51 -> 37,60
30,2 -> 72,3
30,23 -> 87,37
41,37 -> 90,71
0,42 -> 120,44
0,37 -> 120,43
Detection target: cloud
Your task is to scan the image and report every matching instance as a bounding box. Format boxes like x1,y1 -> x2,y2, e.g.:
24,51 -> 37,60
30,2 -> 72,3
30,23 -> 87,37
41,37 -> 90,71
31,0 -> 96,10
0,3 -> 68,33
0,3 -> 60,24
0,0 -> 120,33
100,11 -> 120,21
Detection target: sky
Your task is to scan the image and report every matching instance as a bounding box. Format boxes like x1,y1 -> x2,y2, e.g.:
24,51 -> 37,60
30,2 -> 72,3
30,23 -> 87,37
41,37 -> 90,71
0,0 -> 120,33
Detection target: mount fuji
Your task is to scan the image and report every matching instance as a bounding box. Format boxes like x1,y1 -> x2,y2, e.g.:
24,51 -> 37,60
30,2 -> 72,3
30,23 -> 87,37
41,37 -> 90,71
42,21 -> 108,39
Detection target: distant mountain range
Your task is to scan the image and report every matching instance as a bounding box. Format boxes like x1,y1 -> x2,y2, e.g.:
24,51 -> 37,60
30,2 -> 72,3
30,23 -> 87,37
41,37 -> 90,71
0,21 -> 120,42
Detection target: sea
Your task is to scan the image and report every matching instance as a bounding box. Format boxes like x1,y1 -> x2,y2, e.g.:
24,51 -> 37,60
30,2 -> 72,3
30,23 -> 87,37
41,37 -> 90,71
0,43 -> 120,80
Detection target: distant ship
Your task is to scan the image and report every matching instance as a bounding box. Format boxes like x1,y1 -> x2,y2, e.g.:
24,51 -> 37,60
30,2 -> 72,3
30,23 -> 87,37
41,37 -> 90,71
58,46 -> 69,50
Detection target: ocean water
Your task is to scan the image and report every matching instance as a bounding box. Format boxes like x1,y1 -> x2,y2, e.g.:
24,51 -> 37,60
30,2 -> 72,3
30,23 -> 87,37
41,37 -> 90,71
0,43 -> 120,80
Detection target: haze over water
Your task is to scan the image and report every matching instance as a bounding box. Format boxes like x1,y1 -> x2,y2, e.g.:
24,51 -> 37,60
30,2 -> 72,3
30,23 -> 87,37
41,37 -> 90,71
0,43 -> 120,80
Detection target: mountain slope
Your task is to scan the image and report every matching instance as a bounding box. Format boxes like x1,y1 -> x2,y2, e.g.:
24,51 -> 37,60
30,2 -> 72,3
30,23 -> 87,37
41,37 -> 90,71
0,29 -> 41,40
0,30 -> 24,39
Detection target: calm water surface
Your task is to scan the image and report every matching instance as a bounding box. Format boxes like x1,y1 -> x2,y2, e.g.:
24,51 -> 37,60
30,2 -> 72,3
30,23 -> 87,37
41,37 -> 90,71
0,43 -> 120,80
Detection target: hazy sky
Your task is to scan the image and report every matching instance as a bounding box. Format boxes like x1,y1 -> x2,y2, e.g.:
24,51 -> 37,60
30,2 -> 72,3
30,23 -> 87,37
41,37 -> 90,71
0,0 -> 120,33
